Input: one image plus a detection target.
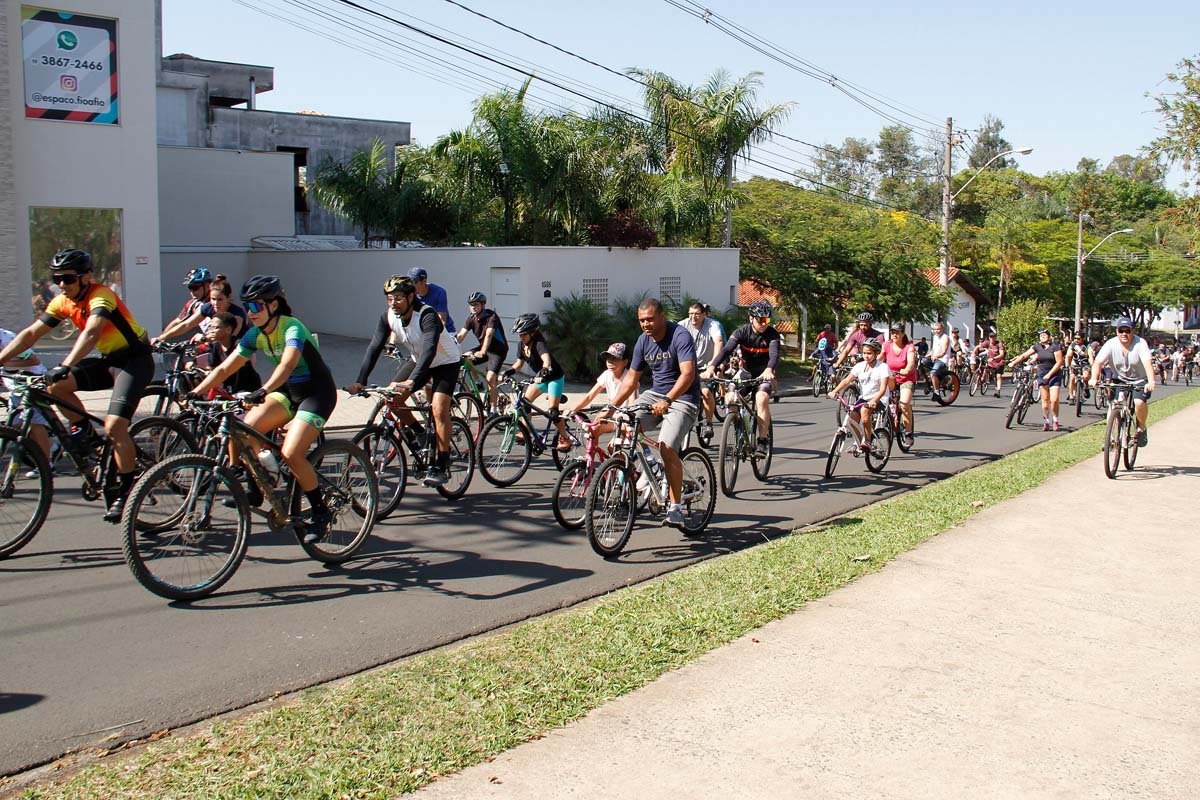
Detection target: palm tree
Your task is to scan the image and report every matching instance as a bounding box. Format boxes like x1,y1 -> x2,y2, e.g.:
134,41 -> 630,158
310,138 -> 389,244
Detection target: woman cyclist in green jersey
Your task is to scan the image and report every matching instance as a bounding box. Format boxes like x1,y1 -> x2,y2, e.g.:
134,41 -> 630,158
189,275 -> 338,542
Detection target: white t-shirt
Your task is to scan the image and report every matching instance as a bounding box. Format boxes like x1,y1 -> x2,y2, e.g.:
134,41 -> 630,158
1097,336 -> 1152,382
0,328 -> 46,390
929,333 -> 951,361
386,306 -> 461,370
851,360 -> 892,400
596,368 -> 636,407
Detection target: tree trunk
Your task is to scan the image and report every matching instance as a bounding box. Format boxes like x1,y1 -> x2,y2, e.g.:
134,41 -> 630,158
722,156 -> 733,248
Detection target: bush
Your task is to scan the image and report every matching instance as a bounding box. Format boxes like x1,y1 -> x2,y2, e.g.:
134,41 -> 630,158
542,294 -> 617,381
586,210 -> 659,249
996,299 -> 1052,353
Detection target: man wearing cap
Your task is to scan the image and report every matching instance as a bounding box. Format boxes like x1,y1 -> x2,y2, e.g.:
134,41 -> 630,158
1089,317 -> 1156,446
567,342 -> 636,443
408,268 -> 455,336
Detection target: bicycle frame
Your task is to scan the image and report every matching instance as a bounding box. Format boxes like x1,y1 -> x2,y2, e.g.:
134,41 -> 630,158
605,406 -> 687,512
500,378 -> 567,455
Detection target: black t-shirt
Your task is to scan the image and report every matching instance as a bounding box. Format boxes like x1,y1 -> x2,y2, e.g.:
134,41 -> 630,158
520,333 -> 563,381
1033,342 -> 1062,378
464,309 -> 508,353
712,323 -> 782,375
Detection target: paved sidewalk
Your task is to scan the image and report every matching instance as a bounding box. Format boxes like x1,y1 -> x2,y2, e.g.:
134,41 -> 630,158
415,403 -> 1200,799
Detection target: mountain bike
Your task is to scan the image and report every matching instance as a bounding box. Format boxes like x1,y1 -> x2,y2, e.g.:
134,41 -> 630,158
824,394 -> 891,477
881,386 -> 915,453
810,354 -> 835,398
121,396 -> 378,600
0,371 -> 196,559
967,354 -> 991,397
692,379 -> 726,448
1004,366 -> 1037,429
453,357 -> 500,439
1098,380 -> 1146,479
138,341 -> 205,418
1069,364 -> 1091,417
351,385 -> 475,518
583,404 -> 715,558
713,376 -> 772,497
475,377 -> 582,487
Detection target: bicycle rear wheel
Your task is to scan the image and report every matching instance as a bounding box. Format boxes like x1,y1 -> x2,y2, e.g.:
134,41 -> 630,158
750,421 -> 773,481
295,441 -> 377,563
122,454 -> 249,600
436,418 -> 475,500
932,373 -> 960,406
717,414 -> 740,497
833,386 -> 859,426
678,447 -> 716,535
1102,412 -> 1122,479
896,406 -> 915,453
476,415 -> 533,487
0,426 -> 53,559
550,427 -> 583,471
1017,392 -> 1032,425
352,425 -> 406,519
584,456 -> 637,558
552,460 -> 589,530
824,431 -> 846,479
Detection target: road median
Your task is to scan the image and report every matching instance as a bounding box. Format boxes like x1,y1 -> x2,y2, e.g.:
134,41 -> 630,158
14,388 -> 1200,800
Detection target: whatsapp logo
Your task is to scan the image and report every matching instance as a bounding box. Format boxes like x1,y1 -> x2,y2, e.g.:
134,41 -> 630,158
56,30 -> 78,51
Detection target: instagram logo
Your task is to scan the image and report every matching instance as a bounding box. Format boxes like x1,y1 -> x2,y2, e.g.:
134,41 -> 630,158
60,75 -> 78,92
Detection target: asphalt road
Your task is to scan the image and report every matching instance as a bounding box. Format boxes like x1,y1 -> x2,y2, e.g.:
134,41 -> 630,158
0,380 -> 1188,775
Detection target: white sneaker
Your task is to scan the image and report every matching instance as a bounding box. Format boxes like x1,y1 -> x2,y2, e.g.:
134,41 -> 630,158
663,504 -> 685,527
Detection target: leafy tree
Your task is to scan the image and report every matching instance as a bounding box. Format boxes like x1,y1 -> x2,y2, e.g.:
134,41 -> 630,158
996,299 -> 1052,352
310,138 -> 390,243
1105,154 -> 1164,186
800,137 -> 875,196
968,114 -> 1014,171
541,294 -> 618,380
1146,55 -> 1200,188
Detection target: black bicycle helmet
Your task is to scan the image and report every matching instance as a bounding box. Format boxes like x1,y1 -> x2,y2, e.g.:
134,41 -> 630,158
889,322 -> 906,333
240,275 -> 284,303
856,312 -> 874,323
50,249 -> 92,274
383,274 -> 415,295
512,313 -> 541,335
467,291 -> 487,304
183,267 -> 212,286
748,300 -> 774,319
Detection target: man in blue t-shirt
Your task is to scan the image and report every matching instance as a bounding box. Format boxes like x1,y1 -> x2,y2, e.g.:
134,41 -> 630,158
609,298 -> 700,528
409,267 -> 455,335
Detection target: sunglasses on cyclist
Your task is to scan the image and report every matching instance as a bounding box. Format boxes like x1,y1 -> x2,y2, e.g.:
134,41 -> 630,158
1117,327 -> 1132,333
188,282 -> 206,291
245,301 -> 267,314
52,273 -> 78,285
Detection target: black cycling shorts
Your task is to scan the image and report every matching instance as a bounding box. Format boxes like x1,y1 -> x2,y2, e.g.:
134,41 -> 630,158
426,362 -> 459,397
270,379 -> 338,429
71,348 -> 155,420
469,348 -> 507,375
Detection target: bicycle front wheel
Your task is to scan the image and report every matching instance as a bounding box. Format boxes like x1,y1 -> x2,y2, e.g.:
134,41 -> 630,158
352,425 -> 407,520
824,431 -> 846,479
584,456 -> 636,558
932,373 -> 960,406
1102,412 -> 1121,479
122,454 -> 249,600
294,441 -> 378,563
0,426 -> 53,559
1122,414 -> 1139,471
834,386 -> 859,426
678,447 -> 716,535
552,460 -> 589,530
865,426 -> 892,473
476,415 -> 533,486
717,413 -> 741,497
452,392 -> 486,441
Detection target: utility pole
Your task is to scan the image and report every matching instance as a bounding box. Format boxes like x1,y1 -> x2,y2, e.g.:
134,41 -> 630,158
1074,211 -> 1086,336
939,117 -> 954,290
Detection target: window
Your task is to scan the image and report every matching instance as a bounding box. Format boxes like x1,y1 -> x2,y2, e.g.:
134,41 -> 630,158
276,146 -> 309,212
582,277 -> 608,310
29,208 -> 123,310
658,276 -> 682,306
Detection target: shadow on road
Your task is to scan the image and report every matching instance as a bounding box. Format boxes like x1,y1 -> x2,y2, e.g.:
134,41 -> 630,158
0,693 -> 44,714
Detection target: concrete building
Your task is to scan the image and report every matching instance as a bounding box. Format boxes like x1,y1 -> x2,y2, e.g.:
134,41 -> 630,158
157,54 -> 411,238
912,267 -> 990,346
2,0 -> 164,330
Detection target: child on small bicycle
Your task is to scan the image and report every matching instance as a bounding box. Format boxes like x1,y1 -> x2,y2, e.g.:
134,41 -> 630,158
566,343 -> 637,445
828,339 -> 891,454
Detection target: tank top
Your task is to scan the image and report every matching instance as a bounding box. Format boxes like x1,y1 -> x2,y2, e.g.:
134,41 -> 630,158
387,305 -> 460,370
884,341 -> 915,383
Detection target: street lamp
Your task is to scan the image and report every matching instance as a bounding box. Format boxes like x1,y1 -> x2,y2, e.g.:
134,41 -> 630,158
1073,215 -> 1134,335
940,145 -> 1034,287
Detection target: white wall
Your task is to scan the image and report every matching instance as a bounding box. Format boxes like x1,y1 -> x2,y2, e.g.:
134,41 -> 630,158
235,246 -> 738,338
158,146 -> 294,247
6,0 -> 163,329
912,285 -> 978,346
158,249 -> 250,326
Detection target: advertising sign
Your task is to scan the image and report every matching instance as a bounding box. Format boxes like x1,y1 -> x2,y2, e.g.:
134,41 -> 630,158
21,7 -> 118,125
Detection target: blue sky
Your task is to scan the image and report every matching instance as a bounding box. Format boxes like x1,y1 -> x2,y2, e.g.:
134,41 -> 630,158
162,0 -> 1199,190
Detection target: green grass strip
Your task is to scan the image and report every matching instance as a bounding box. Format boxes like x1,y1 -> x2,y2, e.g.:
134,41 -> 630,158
21,389 -> 1200,800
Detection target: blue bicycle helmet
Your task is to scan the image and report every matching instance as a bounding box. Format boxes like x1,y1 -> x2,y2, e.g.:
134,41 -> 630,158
184,267 -> 213,286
